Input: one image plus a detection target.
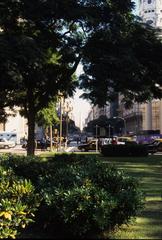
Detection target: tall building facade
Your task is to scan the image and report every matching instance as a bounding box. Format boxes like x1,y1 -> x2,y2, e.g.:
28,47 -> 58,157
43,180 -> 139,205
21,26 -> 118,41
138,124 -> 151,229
119,0 -> 162,134
139,0 -> 162,134
139,0 -> 162,30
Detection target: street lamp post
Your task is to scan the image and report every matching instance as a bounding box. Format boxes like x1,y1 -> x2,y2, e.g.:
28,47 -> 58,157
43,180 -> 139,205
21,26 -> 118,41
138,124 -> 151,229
64,101 -> 73,149
57,91 -> 65,152
95,125 -> 98,152
113,117 -> 126,135
59,96 -> 63,151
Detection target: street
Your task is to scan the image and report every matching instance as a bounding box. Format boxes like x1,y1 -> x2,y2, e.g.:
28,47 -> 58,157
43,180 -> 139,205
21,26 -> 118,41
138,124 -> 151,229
0,142 -> 161,155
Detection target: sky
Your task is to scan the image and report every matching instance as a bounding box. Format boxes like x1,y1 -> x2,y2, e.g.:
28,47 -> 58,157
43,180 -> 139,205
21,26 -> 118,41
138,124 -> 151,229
70,65 -> 91,130
71,1 -> 139,130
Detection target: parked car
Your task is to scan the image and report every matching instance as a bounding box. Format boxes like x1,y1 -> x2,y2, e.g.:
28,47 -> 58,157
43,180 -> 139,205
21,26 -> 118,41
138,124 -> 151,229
22,138 -> 58,150
78,140 -> 98,152
0,138 -> 16,148
145,139 -> 162,154
117,136 -> 137,145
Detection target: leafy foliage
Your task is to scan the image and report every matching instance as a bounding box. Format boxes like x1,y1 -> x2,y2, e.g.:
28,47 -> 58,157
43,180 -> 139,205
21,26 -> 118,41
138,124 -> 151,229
80,20 -> 162,107
0,0 -> 81,154
0,165 -> 39,239
0,0 -> 162,154
36,100 -> 59,128
0,153 -> 144,238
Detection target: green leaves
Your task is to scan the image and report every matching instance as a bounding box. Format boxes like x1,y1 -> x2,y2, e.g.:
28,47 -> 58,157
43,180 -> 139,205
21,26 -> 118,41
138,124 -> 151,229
0,166 -> 40,239
36,100 -> 59,127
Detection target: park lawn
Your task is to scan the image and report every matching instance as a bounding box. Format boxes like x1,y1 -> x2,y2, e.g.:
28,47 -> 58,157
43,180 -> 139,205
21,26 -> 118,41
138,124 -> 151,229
99,155 -> 162,239
38,152 -> 162,239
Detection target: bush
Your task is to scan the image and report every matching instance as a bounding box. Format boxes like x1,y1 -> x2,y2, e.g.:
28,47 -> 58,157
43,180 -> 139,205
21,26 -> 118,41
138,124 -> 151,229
101,144 -> 148,157
0,154 -> 144,238
89,164 -> 144,226
36,156 -> 144,237
39,180 -> 117,237
0,166 -> 40,239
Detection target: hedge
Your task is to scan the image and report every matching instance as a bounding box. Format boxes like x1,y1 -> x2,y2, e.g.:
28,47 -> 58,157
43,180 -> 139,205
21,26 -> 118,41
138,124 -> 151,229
101,144 -> 148,157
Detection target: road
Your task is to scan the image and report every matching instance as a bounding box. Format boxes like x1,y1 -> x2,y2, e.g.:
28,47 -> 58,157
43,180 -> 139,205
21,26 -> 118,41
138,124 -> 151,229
0,142 -> 161,155
0,142 -> 80,155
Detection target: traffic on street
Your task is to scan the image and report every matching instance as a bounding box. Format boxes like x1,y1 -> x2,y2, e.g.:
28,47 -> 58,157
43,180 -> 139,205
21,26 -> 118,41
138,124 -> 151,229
0,135 -> 162,155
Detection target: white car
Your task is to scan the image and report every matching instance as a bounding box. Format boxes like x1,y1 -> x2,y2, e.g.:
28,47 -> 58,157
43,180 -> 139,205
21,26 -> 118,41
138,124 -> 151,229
0,138 -> 16,148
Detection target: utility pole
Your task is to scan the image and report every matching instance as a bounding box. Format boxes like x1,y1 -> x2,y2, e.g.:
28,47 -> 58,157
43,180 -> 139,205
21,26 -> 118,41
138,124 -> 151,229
63,100 -> 73,149
96,125 -> 98,152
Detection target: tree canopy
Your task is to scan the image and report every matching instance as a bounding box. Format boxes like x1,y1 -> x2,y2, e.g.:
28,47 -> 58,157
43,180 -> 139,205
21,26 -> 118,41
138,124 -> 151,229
0,0 -> 83,154
0,0 -> 162,154
80,13 -> 162,107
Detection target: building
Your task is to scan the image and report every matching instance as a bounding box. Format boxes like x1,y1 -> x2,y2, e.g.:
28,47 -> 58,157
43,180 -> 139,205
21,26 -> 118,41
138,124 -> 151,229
0,107 -> 28,143
119,0 -> 162,134
82,1 -> 162,135
139,0 -> 162,32
84,104 -> 111,127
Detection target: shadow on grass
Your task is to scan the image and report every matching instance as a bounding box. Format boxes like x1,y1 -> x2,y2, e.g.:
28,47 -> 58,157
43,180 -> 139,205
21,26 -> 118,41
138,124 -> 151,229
100,154 -> 162,239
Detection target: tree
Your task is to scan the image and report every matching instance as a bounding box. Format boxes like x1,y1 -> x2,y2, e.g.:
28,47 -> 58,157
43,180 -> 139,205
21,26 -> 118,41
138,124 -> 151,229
1,0 -> 162,155
36,100 -> 59,151
0,0 -> 82,155
80,17 -> 162,107
84,115 -> 112,136
36,101 -> 59,129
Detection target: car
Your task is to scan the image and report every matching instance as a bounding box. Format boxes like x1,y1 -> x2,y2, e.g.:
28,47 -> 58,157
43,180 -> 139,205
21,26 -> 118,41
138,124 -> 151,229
145,139 -> 162,154
117,136 -> 137,145
78,140 -> 98,152
22,138 -> 58,150
0,138 -> 16,148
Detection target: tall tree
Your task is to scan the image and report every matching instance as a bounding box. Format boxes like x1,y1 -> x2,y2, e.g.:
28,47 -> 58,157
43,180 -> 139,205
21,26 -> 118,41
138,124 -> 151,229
80,20 -> 162,107
1,0 -> 162,155
0,0 -> 82,155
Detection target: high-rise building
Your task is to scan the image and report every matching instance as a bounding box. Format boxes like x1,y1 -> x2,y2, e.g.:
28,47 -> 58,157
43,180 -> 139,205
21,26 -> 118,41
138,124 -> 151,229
139,0 -> 162,134
139,0 -> 162,29
121,0 -> 162,134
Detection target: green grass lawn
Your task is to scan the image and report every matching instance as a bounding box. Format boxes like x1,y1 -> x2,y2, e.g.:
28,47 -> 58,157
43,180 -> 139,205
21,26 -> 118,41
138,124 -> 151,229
34,152 -> 162,239
99,155 -> 162,239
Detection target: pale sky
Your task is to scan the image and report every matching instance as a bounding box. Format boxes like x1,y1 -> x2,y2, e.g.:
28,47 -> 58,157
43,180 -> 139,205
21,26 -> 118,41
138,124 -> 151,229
71,89 -> 91,130
71,65 -> 91,130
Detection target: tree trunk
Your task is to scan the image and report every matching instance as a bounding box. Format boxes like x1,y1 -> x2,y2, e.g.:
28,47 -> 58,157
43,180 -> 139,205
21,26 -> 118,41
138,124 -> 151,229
27,90 -> 36,155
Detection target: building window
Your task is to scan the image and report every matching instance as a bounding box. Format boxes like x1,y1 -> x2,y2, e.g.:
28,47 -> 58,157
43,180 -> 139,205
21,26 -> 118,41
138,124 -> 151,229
146,19 -> 154,24
148,0 -> 152,3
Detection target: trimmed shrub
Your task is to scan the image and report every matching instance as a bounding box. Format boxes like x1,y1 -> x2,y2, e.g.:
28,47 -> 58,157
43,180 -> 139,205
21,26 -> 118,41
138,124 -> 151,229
101,144 -> 148,157
0,154 -> 144,238
0,166 -> 40,239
